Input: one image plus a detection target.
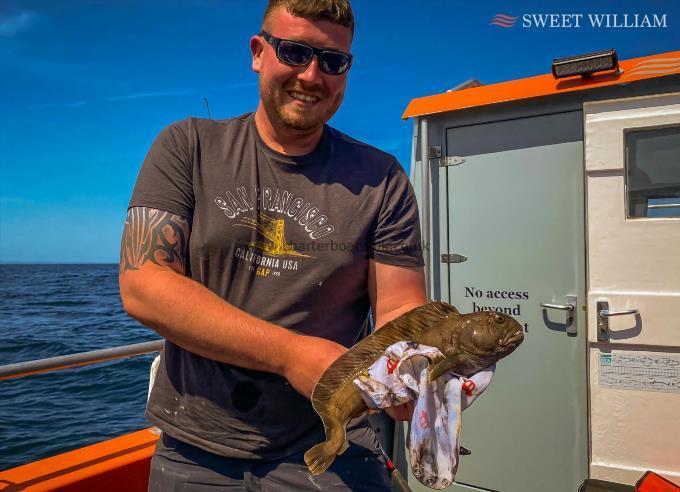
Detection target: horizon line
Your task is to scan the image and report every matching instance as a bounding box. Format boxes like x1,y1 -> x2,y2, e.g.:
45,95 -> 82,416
0,261 -> 118,265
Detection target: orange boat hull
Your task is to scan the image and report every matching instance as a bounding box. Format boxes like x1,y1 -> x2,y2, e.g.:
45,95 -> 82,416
0,428 -> 158,492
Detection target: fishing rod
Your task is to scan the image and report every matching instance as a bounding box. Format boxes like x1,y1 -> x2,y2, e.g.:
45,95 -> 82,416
203,97 -> 212,119
384,454 -> 412,492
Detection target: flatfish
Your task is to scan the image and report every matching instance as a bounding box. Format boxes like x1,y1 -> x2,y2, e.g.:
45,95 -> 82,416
304,300 -> 524,475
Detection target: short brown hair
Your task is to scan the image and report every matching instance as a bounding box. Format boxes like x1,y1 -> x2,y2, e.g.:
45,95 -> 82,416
263,0 -> 355,35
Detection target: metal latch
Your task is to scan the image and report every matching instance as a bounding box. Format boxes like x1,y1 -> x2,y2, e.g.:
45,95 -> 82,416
427,146 -> 465,166
540,295 -> 577,335
428,146 -> 442,159
438,156 -> 465,167
441,253 -> 467,263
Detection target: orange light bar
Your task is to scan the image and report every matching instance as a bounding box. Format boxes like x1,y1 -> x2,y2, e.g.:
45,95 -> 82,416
402,50 -> 680,119
0,428 -> 158,492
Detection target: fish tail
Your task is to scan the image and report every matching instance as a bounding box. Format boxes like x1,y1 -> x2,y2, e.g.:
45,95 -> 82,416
304,428 -> 348,475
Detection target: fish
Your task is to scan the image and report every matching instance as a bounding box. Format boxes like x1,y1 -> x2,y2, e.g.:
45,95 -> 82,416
303,300 -> 524,475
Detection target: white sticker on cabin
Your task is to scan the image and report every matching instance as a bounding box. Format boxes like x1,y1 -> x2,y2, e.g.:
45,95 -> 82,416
599,352 -> 680,393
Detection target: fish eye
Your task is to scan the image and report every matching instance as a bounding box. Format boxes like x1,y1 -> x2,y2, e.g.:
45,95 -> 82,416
494,314 -> 505,324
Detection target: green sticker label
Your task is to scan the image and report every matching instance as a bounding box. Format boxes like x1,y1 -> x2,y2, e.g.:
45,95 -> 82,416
600,354 -> 612,365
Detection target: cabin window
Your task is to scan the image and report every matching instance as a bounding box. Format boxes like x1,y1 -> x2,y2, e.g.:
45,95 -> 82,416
625,125 -> 680,219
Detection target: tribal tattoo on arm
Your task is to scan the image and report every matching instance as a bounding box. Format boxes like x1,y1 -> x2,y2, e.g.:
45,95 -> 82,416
119,207 -> 190,275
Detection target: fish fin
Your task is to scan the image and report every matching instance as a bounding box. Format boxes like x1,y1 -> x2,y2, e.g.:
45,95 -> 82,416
312,301 -> 458,407
304,417 -> 348,475
305,440 -> 347,475
350,406 -> 369,419
428,356 -> 448,382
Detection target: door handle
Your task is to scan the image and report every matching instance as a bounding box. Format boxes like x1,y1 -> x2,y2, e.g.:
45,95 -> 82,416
540,302 -> 574,311
597,301 -> 639,341
599,308 -> 638,317
540,295 -> 577,335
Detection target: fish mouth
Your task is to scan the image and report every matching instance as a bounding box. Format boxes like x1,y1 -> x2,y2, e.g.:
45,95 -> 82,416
500,330 -> 524,348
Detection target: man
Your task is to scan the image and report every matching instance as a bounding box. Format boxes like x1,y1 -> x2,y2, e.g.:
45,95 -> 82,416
119,0 -> 426,490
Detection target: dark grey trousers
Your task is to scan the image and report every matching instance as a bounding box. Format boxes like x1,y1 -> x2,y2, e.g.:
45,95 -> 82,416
148,427 -> 392,491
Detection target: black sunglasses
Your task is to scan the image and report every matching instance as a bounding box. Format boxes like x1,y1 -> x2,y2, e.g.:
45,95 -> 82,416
259,30 -> 352,75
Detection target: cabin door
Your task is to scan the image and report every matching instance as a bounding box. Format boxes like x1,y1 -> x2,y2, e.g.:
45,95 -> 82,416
584,93 -> 680,485
412,112 -> 589,492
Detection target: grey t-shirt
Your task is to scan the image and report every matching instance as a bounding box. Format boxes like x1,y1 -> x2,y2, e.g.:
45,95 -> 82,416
129,113 -> 423,459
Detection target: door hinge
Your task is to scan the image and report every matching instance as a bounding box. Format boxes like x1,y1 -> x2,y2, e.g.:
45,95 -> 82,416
441,253 -> 468,263
438,156 -> 465,167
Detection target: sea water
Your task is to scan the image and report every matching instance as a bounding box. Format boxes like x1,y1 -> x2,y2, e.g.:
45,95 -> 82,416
0,264 -> 158,470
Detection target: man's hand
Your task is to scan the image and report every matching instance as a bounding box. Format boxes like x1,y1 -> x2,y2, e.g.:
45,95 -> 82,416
281,334 -> 347,399
384,401 -> 415,421
283,334 -> 414,421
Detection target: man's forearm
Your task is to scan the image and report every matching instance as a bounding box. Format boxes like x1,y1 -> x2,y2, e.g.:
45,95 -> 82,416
120,267 -> 294,376
368,261 -> 428,330
374,301 -> 427,329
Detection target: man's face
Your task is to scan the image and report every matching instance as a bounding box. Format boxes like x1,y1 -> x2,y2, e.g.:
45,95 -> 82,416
251,8 -> 353,133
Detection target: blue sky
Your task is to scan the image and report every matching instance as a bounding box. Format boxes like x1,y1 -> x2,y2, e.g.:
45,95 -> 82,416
1,0 -> 678,263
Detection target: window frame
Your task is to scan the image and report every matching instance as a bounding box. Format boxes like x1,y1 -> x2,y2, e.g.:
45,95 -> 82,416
623,123 -> 680,221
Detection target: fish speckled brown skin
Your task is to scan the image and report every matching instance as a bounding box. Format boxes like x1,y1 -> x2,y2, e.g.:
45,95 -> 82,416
303,301 -> 524,475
